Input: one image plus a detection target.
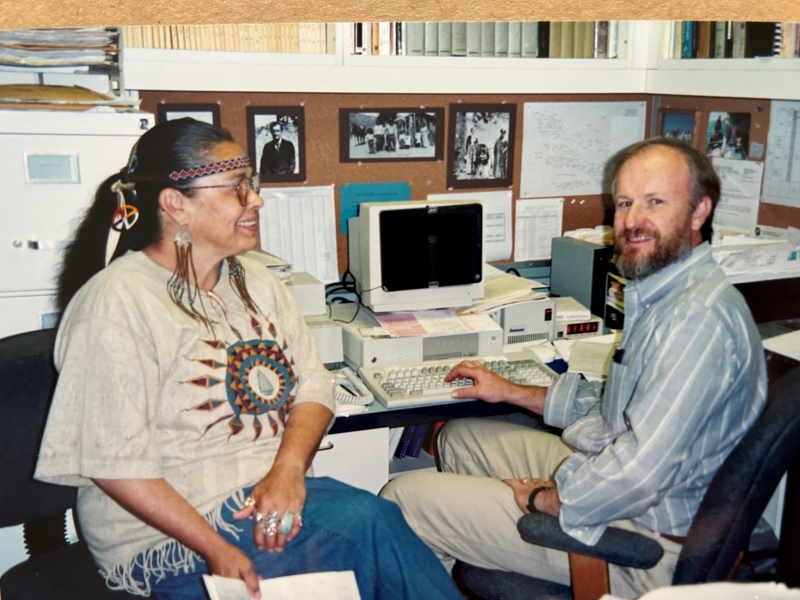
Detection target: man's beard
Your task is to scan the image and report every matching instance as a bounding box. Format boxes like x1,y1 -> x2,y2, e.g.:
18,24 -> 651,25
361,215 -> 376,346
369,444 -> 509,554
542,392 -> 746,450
614,219 -> 692,280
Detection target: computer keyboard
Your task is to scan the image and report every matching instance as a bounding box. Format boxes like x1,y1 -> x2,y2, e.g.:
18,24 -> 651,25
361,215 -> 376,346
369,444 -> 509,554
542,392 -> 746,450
358,350 -> 558,409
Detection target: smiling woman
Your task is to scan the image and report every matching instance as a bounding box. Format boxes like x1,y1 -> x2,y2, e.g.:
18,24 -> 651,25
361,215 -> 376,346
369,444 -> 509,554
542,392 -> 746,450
33,119 -> 463,600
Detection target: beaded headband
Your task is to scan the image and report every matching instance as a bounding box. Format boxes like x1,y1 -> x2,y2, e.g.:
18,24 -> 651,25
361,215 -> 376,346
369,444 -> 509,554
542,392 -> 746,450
168,157 -> 250,182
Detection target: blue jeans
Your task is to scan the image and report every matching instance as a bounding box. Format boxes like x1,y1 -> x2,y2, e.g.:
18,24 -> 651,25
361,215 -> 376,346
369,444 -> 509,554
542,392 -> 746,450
140,477 -> 461,600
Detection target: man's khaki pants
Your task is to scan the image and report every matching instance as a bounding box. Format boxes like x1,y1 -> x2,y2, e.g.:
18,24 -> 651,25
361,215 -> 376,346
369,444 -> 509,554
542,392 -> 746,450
380,418 -> 681,599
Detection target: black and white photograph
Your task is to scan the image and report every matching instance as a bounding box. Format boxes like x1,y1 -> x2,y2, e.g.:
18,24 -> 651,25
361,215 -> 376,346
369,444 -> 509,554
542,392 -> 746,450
706,111 -> 751,160
339,108 -> 444,163
157,103 -> 220,127
447,103 -> 516,189
246,106 -> 306,183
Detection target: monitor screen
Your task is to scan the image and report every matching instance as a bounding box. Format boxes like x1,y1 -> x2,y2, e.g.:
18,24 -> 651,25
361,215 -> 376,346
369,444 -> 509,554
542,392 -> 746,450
378,203 -> 483,292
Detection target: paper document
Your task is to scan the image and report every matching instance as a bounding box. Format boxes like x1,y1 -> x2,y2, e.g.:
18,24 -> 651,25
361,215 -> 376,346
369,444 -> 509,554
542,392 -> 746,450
763,100 -> 800,207
428,191 -> 513,261
553,332 -> 621,363
459,264 -> 547,314
376,309 -> 471,337
712,158 -> 764,234
514,198 -> 564,261
567,341 -> 617,376
717,242 -> 800,276
203,571 -> 361,600
520,101 -> 646,198
259,185 -> 339,284
763,330 -> 800,362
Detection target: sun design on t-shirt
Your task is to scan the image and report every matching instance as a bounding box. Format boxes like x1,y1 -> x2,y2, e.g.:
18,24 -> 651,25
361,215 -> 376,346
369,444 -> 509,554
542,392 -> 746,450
185,317 -> 297,440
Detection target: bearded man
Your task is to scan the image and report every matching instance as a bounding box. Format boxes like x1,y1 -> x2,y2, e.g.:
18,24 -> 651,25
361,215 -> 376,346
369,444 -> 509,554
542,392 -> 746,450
380,138 -> 766,599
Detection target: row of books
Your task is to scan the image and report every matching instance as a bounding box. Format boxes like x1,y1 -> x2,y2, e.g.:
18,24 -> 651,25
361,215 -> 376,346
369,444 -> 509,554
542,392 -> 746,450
663,21 -> 800,59
352,22 -> 629,59
389,422 -> 445,459
121,24 -> 335,54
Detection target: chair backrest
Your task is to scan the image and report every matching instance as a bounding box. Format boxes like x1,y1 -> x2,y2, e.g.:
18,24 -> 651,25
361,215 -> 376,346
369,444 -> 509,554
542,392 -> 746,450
0,329 -> 75,528
673,366 -> 800,584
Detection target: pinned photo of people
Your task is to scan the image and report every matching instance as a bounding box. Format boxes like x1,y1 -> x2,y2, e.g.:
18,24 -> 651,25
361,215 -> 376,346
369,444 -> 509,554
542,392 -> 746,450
659,110 -> 697,145
339,108 -> 444,163
706,111 -> 751,160
447,104 -> 516,189
246,106 -> 306,183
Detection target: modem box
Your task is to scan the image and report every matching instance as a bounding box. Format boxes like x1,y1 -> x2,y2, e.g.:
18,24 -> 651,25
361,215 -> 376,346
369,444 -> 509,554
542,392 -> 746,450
332,305 -> 503,369
486,299 -> 556,344
304,315 -> 344,365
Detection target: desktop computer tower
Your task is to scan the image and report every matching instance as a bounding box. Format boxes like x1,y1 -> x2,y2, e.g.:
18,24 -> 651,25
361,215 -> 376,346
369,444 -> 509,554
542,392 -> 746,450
549,237 -> 613,318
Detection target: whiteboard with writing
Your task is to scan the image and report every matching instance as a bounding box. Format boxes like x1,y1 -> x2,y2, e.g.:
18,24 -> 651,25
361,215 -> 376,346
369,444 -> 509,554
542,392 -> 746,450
520,101 -> 647,198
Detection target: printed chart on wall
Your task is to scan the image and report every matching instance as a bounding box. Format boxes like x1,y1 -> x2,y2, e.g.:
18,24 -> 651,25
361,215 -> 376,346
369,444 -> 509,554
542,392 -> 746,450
258,185 -> 339,283
514,198 -> 564,261
427,191 -> 512,262
519,101 -> 647,198
763,100 -> 800,208
712,158 -> 764,235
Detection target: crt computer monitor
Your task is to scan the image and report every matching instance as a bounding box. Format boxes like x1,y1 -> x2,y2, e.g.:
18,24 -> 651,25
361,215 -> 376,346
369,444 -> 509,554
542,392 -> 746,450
348,200 -> 485,313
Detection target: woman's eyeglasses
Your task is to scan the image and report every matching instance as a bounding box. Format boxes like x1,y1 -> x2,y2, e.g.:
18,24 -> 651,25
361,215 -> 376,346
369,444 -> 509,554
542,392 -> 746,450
175,174 -> 260,206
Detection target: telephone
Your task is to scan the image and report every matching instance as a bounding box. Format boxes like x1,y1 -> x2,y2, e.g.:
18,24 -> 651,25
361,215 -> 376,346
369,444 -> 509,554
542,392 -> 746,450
334,367 -> 374,406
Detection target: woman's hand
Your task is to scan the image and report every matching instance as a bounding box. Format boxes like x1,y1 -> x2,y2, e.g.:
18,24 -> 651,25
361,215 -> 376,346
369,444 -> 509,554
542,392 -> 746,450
233,464 -> 306,553
204,539 -> 262,599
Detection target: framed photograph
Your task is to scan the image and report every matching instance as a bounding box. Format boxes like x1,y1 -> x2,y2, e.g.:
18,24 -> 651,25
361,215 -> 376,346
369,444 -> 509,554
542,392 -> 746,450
246,106 -> 306,183
156,103 -> 220,127
706,111 -> 751,160
447,104 -> 516,189
338,108 -> 444,163
658,109 -> 700,146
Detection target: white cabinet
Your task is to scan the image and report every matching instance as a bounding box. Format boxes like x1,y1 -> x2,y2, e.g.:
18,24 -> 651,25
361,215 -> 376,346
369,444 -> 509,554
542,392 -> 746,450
0,110 -> 153,339
312,428 -> 390,495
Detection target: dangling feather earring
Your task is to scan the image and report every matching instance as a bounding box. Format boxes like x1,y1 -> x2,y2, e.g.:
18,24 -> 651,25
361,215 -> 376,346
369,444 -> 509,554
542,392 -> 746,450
227,256 -> 261,316
168,227 -> 213,332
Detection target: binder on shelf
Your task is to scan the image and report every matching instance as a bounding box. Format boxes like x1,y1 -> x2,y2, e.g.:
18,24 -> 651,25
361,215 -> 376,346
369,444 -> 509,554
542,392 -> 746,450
594,21 -> 609,58
423,422 -> 446,455
732,21 -> 746,58
407,424 -> 429,458
714,21 -> 726,57
560,21 -> 574,58
538,22 -> 550,57
394,425 -> 416,459
494,22 -> 509,57
680,20 -> 693,58
379,22 -> 392,56
744,22 -> 777,57
582,21 -> 594,58
438,22 -> 452,56
549,22 -> 562,58
397,22 -> 405,55
466,22 -> 482,57
405,22 -> 424,56
481,22 -> 495,57
521,22 -> 539,58
573,22 -> 586,57
617,21 -> 629,58
424,22 -> 438,56
451,22 -> 467,56
508,21 -> 522,57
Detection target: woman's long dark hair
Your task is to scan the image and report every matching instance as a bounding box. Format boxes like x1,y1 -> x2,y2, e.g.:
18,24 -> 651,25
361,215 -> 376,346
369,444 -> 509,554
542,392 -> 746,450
55,118 -> 234,313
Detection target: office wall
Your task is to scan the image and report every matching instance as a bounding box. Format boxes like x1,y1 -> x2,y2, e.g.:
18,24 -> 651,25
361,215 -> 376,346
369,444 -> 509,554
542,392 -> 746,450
140,91 -> 800,274
139,91 -> 653,271
658,94 -> 800,231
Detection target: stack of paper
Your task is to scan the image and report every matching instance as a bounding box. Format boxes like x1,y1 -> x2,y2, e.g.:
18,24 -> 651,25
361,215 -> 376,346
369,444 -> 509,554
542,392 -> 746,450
563,225 -> 614,245
715,241 -> 800,277
763,330 -> 800,362
458,264 -> 547,314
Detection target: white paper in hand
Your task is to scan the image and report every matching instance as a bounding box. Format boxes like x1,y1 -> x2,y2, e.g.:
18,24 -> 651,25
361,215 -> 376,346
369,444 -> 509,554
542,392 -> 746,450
203,571 -> 361,600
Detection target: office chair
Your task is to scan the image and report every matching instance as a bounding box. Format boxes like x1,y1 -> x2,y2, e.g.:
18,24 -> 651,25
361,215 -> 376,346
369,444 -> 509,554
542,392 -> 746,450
457,365 -> 800,600
0,329 -> 138,599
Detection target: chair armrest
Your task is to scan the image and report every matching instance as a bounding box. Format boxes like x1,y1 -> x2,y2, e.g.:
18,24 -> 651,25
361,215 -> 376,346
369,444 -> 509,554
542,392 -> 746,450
517,512 -> 664,569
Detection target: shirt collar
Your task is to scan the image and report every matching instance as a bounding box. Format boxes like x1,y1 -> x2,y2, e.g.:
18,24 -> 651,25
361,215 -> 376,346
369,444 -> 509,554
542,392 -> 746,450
625,242 -> 714,307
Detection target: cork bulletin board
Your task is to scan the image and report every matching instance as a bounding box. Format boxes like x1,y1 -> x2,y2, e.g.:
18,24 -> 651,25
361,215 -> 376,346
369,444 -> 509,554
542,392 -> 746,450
140,91 -> 653,273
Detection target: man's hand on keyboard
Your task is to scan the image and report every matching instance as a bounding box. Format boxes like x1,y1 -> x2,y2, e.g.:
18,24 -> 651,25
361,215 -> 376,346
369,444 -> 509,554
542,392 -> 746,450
445,361 -> 548,414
